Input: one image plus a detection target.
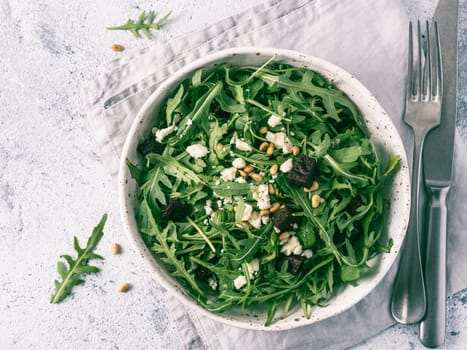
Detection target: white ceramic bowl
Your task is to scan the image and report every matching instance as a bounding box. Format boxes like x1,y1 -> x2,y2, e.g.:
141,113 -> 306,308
118,47 -> 410,331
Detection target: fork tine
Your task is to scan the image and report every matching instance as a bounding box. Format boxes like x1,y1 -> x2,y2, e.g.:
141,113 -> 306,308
423,21 -> 431,100
433,21 -> 443,101
407,22 -> 414,99
417,20 -> 423,99
406,22 -> 414,100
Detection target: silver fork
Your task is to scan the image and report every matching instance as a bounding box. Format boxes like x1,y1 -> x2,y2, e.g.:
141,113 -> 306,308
391,21 -> 443,324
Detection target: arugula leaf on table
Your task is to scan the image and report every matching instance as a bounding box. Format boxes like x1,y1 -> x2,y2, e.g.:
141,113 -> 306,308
106,10 -> 171,39
50,214 -> 107,304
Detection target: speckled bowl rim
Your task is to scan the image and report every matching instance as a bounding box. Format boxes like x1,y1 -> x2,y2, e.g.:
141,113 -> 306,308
118,47 -> 410,331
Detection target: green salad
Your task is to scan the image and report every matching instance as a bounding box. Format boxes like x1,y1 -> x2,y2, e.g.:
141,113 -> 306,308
127,59 -> 399,326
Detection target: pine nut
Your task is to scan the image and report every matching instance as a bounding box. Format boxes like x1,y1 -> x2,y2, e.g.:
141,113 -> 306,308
250,173 -> 263,182
311,194 -> 321,208
310,181 -> 319,191
270,164 -> 279,176
268,183 -> 275,194
292,146 -> 300,156
111,44 -> 125,52
259,142 -> 269,152
216,143 -> 223,151
118,282 -> 130,293
279,232 -> 290,241
111,243 -> 121,255
270,202 -> 280,213
244,165 -> 254,173
259,126 -> 268,134
266,143 -> 275,155
238,170 -> 247,177
260,209 -> 270,216
304,181 -> 319,193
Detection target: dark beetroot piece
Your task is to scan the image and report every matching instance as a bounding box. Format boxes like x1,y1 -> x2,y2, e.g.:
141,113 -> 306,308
287,255 -> 305,275
162,199 -> 190,221
137,137 -> 165,156
272,206 -> 298,232
287,154 -> 318,188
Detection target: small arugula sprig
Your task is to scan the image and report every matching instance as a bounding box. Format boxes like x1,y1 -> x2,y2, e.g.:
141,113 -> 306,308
50,214 -> 107,304
106,10 -> 171,39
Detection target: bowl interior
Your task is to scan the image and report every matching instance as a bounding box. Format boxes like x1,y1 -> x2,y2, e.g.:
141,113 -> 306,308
118,48 -> 410,331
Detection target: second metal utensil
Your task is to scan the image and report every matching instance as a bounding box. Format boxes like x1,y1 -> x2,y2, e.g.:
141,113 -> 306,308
391,20 -> 443,324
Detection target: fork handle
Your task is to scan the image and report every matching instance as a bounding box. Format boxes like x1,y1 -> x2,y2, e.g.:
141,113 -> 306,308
391,131 -> 427,324
420,185 -> 449,348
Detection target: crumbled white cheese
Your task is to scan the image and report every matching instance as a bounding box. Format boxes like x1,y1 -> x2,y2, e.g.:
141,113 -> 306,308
280,159 -> 294,173
204,202 -> 213,215
153,125 -> 175,142
282,139 -> 294,154
246,258 -> 260,279
230,132 -> 238,145
248,211 -> 262,229
302,249 -> 313,259
235,176 -> 246,183
268,115 -> 282,127
266,131 -> 293,154
242,204 -> 253,221
208,278 -> 218,290
235,138 -> 252,152
253,184 -> 271,210
223,196 -> 233,205
220,167 -> 237,181
232,157 -> 246,169
280,236 -> 303,256
233,275 -> 247,289
186,118 -> 193,126
186,144 -> 208,159
261,215 -> 270,225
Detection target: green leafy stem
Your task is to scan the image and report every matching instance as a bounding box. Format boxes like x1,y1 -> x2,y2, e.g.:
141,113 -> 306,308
50,214 -> 107,304
106,10 -> 171,39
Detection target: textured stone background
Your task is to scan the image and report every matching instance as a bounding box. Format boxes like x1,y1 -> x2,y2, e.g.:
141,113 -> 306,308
0,0 -> 466,349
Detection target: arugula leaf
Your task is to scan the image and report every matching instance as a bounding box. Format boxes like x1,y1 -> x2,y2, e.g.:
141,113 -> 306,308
149,220 -> 205,297
126,159 -> 144,186
210,181 -> 251,197
383,155 -> 401,178
165,84 -> 184,125
140,162 -> 172,206
173,80 -> 223,145
146,153 -> 205,185
106,10 -> 171,39
226,238 -> 262,268
50,214 -> 107,304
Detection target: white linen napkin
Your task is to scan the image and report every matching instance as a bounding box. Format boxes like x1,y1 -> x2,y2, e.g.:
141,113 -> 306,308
82,0 -> 467,348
